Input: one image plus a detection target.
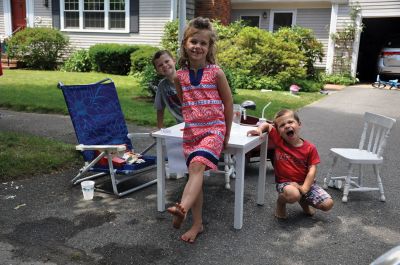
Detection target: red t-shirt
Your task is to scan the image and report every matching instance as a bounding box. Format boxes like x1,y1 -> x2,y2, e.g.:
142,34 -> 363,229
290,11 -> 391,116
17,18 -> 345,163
269,127 -> 320,183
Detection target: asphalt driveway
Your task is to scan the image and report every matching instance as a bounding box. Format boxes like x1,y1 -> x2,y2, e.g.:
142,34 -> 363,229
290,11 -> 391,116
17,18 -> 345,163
0,85 -> 399,265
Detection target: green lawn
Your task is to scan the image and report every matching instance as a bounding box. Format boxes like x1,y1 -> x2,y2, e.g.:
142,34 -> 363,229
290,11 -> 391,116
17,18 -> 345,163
234,89 -> 323,120
0,131 -> 80,181
0,69 -> 161,126
0,69 -> 324,126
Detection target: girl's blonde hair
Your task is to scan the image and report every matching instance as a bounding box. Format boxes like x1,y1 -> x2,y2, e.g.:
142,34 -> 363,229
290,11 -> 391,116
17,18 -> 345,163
178,17 -> 217,68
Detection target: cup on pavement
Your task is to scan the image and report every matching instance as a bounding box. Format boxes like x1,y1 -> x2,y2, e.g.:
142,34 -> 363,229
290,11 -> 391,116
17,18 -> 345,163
81,180 -> 95,200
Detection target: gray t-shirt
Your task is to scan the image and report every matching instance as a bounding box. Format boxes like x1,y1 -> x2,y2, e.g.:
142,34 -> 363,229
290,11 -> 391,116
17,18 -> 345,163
154,78 -> 183,123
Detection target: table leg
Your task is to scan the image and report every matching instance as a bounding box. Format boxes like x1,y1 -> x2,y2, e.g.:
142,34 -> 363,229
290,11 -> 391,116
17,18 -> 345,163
234,149 -> 245,229
157,138 -> 166,211
257,136 -> 267,205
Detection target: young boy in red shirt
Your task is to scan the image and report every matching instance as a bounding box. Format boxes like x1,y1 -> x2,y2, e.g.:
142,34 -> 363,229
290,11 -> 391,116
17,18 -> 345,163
248,109 -> 333,219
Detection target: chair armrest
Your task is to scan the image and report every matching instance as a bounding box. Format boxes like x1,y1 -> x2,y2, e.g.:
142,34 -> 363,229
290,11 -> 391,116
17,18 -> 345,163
127,133 -> 155,155
75,144 -> 126,152
127,133 -> 153,139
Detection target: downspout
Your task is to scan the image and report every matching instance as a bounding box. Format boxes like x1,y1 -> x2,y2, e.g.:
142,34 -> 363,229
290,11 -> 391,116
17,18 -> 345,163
350,11 -> 362,78
326,3 -> 338,74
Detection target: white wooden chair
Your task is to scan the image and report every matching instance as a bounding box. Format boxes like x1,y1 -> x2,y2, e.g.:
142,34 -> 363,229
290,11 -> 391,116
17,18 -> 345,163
216,153 -> 235,189
323,112 -> 396,202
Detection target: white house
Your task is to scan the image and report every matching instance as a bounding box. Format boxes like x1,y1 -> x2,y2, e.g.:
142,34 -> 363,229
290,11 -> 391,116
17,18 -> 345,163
0,0 -> 194,49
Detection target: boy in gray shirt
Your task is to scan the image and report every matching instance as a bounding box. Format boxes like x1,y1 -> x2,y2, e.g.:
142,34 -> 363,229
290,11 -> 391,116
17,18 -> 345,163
152,50 -> 183,129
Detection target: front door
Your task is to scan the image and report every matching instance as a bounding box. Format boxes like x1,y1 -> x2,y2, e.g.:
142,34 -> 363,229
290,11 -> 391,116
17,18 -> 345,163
11,0 -> 26,32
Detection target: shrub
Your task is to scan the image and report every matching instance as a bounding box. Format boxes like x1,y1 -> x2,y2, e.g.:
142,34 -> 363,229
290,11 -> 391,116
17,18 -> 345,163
130,45 -> 159,74
213,20 -> 245,41
62,49 -> 91,72
89,43 -> 139,75
274,26 -> 324,79
6,27 -> 69,70
218,26 -> 306,89
224,67 -> 281,91
220,67 -> 237,94
321,73 -> 358,85
137,63 -> 162,98
159,20 -> 323,92
161,20 -> 179,58
294,79 -> 324,92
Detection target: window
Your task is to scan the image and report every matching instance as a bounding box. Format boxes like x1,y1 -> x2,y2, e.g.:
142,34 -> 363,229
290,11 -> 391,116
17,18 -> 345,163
240,16 -> 260,28
269,10 -> 296,32
64,0 -> 79,28
61,0 -> 129,32
109,0 -> 126,29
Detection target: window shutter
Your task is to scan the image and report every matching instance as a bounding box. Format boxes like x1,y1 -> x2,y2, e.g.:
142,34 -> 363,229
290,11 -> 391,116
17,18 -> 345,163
52,0 -> 61,29
130,0 -> 139,33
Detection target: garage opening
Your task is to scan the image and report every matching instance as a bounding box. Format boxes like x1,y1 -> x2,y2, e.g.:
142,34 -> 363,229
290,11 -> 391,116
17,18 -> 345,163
356,17 -> 400,82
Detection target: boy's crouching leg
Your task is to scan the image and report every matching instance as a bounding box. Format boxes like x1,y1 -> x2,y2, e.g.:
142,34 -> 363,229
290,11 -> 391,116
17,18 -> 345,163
282,184 -> 302,204
275,184 -> 302,219
316,198 -> 334,212
275,194 -> 288,219
299,198 -> 316,216
304,184 -> 334,212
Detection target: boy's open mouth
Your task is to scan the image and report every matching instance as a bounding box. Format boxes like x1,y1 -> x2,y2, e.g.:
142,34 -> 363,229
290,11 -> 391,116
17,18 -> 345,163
286,129 -> 294,137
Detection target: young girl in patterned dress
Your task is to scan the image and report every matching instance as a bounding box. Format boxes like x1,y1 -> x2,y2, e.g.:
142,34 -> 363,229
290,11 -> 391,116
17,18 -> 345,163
167,17 -> 233,243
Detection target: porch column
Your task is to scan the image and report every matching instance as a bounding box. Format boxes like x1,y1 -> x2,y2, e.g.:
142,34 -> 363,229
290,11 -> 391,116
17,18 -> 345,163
2,0 -> 12,37
26,0 -> 34,28
170,0 -> 178,20
178,0 -> 186,45
326,3 -> 338,74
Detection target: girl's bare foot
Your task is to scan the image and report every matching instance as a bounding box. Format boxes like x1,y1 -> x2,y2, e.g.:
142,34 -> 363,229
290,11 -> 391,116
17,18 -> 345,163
299,200 -> 316,216
275,202 -> 287,219
180,224 -> 204,244
167,203 -> 186,229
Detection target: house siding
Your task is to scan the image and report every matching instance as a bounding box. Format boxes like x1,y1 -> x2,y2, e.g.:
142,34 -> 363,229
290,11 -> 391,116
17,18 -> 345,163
33,2 -> 53,28
63,0 -> 172,50
337,4 -> 352,30
337,0 -> 400,28
352,0 -> 400,18
297,8 -> 331,67
231,9 -> 269,29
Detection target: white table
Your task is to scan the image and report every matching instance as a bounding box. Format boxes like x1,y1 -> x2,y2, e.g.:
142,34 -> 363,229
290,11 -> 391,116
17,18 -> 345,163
152,122 -> 268,229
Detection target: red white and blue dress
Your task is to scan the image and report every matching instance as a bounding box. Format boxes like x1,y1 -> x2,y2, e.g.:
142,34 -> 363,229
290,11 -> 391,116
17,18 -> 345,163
176,64 -> 226,170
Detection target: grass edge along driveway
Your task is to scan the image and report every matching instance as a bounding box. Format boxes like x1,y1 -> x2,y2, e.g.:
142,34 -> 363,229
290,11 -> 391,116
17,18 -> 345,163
0,69 -> 324,127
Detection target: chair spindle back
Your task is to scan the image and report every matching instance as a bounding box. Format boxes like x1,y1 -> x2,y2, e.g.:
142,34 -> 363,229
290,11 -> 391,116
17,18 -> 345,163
358,112 -> 396,157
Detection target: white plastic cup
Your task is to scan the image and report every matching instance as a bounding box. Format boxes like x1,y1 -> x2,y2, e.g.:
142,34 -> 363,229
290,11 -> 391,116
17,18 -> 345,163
81,181 -> 95,200
233,104 -> 241,124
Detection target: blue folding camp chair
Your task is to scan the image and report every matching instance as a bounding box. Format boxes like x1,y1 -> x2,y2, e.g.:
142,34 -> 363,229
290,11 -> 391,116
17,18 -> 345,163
58,78 -> 157,197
